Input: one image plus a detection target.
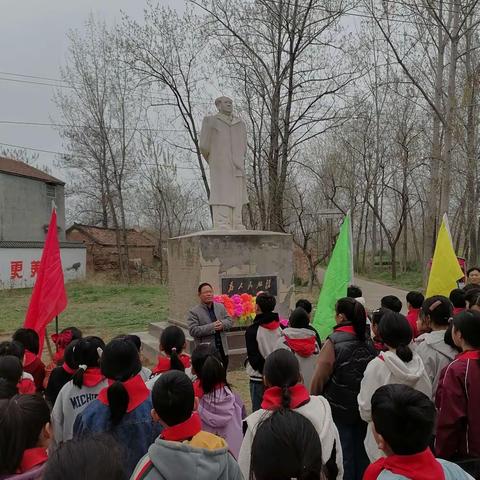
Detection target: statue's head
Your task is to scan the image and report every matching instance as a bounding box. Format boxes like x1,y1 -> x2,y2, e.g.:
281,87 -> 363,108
215,96 -> 233,115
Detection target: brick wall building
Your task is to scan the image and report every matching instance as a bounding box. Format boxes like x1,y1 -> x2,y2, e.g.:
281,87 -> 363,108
66,224 -> 156,273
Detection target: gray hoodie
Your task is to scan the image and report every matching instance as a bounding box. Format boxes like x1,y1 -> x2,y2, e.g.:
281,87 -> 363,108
130,433 -> 243,480
414,330 -> 457,395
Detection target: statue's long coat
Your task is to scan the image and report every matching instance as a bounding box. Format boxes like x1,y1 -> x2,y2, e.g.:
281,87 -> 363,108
199,113 -> 248,208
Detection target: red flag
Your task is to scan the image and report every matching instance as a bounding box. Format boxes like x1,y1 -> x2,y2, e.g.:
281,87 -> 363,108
24,208 -> 67,355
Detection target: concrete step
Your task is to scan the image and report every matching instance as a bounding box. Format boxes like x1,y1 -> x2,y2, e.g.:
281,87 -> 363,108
148,321 -> 194,341
132,331 -> 160,363
135,323 -> 248,370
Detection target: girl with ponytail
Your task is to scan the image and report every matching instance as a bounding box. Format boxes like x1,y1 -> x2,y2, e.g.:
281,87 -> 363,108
0,394 -> 51,479
414,295 -> 458,394
52,336 -> 107,444
239,349 -> 343,480
358,310 -> 432,463
45,339 -> 79,406
146,326 -> 191,389
73,338 -> 161,477
191,344 -> 245,459
311,297 -> 376,480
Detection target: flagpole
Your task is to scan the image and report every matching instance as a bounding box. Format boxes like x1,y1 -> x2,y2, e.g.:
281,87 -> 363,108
53,200 -> 59,345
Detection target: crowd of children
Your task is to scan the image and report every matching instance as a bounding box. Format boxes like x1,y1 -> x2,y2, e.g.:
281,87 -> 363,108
1,280 -> 480,480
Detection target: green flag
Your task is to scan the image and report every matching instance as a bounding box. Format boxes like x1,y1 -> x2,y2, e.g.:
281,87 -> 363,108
313,214 -> 353,338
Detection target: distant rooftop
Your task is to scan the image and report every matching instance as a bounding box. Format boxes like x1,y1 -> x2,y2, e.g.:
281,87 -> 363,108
66,223 -> 156,247
0,156 -> 64,185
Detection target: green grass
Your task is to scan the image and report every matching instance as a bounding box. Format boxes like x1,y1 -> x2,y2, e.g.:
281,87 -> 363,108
0,280 -> 168,340
0,279 -> 258,408
362,267 -> 423,291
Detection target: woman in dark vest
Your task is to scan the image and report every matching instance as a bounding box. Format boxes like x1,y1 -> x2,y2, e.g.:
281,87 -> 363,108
311,297 -> 377,480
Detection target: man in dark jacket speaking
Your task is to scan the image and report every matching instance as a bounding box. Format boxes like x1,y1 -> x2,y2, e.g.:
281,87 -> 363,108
187,283 -> 233,369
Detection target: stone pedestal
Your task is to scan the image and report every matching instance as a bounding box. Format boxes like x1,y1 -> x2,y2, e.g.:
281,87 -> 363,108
136,230 -> 294,369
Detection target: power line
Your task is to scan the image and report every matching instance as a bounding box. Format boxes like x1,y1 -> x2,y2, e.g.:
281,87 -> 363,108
0,140 -> 201,170
0,71 -> 214,104
0,70 -> 71,84
0,119 -> 188,133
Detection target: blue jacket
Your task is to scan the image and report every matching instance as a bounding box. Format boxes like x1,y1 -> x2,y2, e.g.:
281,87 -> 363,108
73,397 -> 162,476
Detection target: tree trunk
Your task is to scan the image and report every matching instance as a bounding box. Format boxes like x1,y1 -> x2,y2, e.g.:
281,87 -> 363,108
439,1 -> 461,216
423,17 -> 446,285
391,243 -> 397,280
465,24 -> 478,265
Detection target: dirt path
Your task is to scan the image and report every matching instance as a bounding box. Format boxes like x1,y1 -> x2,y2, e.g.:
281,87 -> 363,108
316,269 -> 409,313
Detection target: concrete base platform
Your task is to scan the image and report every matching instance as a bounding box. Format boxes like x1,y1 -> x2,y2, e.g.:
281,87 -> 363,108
134,321 -> 248,370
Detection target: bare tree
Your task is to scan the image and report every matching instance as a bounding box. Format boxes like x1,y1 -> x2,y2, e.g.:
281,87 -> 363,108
193,0 -> 359,231
120,3 -> 212,204
56,16 -> 143,281
364,0 -> 480,279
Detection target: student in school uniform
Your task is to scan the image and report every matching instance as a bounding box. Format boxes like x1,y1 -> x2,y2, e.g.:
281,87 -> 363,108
130,370 -> 242,480
245,292 -> 282,412
193,345 -> 245,459
240,349 -> 343,480
436,310 -> 480,478
146,326 -> 192,390
311,297 -> 377,480
275,307 -> 320,390
73,337 -> 161,477
414,296 -> 457,395
52,336 -> 107,444
363,384 -> 474,480
358,311 -> 432,463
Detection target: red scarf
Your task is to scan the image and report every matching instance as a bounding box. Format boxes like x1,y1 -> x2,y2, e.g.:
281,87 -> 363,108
161,412 -> 202,442
53,349 -> 65,364
23,350 -> 38,368
98,374 -> 149,413
335,325 -> 356,335
453,307 -> 465,315
17,447 -> 48,474
17,377 -> 36,394
284,336 -> 316,357
193,379 -> 204,398
51,330 -> 73,349
82,367 -> 105,387
152,354 -> 191,374
374,339 -> 387,352
456,350 -> 480,360
62,363 -> 76,375
363,449 -> 445,480
261,383 -> 310,410
261,320 -> 280,330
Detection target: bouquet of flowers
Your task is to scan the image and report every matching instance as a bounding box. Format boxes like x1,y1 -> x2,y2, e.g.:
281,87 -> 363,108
214,293 -> 257,326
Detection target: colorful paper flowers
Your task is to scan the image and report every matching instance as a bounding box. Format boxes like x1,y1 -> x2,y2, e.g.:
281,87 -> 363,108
214,293 -> 256,326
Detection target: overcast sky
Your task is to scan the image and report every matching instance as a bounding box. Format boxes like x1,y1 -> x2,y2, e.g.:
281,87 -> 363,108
0,0 -> 181,179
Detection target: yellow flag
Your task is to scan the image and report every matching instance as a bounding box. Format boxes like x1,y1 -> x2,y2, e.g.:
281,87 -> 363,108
426,215 -> 464,298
